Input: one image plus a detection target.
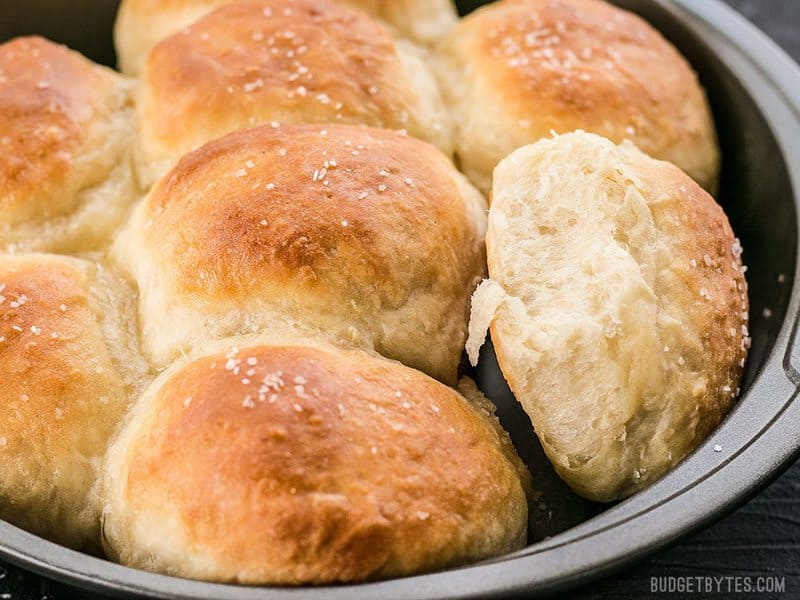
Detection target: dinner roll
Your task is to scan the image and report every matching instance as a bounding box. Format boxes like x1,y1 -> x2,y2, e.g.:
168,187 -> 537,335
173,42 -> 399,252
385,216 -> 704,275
114,0 -> 457,75
131,0 -> 452,187
467,132 -> 748,502
102,337 -> 530,583
0,254 -> 146,550
349,0 -> 459,46
113,124 -> 485,384
436,0 -> 719,194
0,37 -> 136,253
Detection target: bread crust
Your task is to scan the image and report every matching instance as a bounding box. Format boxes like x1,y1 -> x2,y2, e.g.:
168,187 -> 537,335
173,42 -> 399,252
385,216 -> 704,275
114,124 -> 486,384
133,0 -> 452,188
436,0 -> 719,194
0,37 -> 136,252
102,337 -> 529,584
114,0 -> 458,76
0,254 -> 146,550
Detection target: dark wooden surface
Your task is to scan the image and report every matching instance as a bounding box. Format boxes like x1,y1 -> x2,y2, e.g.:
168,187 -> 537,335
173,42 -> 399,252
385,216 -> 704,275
0,1 -> 798,599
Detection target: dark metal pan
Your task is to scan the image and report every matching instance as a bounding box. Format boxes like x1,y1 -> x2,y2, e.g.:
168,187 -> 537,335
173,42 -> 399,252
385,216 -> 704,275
0,0 -> 799,597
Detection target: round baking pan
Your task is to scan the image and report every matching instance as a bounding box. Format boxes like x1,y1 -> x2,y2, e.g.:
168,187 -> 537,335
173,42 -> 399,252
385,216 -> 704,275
1,0 -> 799,597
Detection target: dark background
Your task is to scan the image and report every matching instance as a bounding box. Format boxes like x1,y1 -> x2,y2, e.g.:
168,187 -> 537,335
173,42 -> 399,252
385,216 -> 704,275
0,1 -> 798,598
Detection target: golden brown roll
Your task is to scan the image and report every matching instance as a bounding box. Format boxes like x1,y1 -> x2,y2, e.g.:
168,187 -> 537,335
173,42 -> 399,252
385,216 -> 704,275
114,0 -> 458,75
113,124 -> 486,384
0,254 -> 146,550
0,37 -> 136,253
467,132 -> 748,501
436,0 -> 720,194
132,0 -> 452,188
101,336 -> 530,584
